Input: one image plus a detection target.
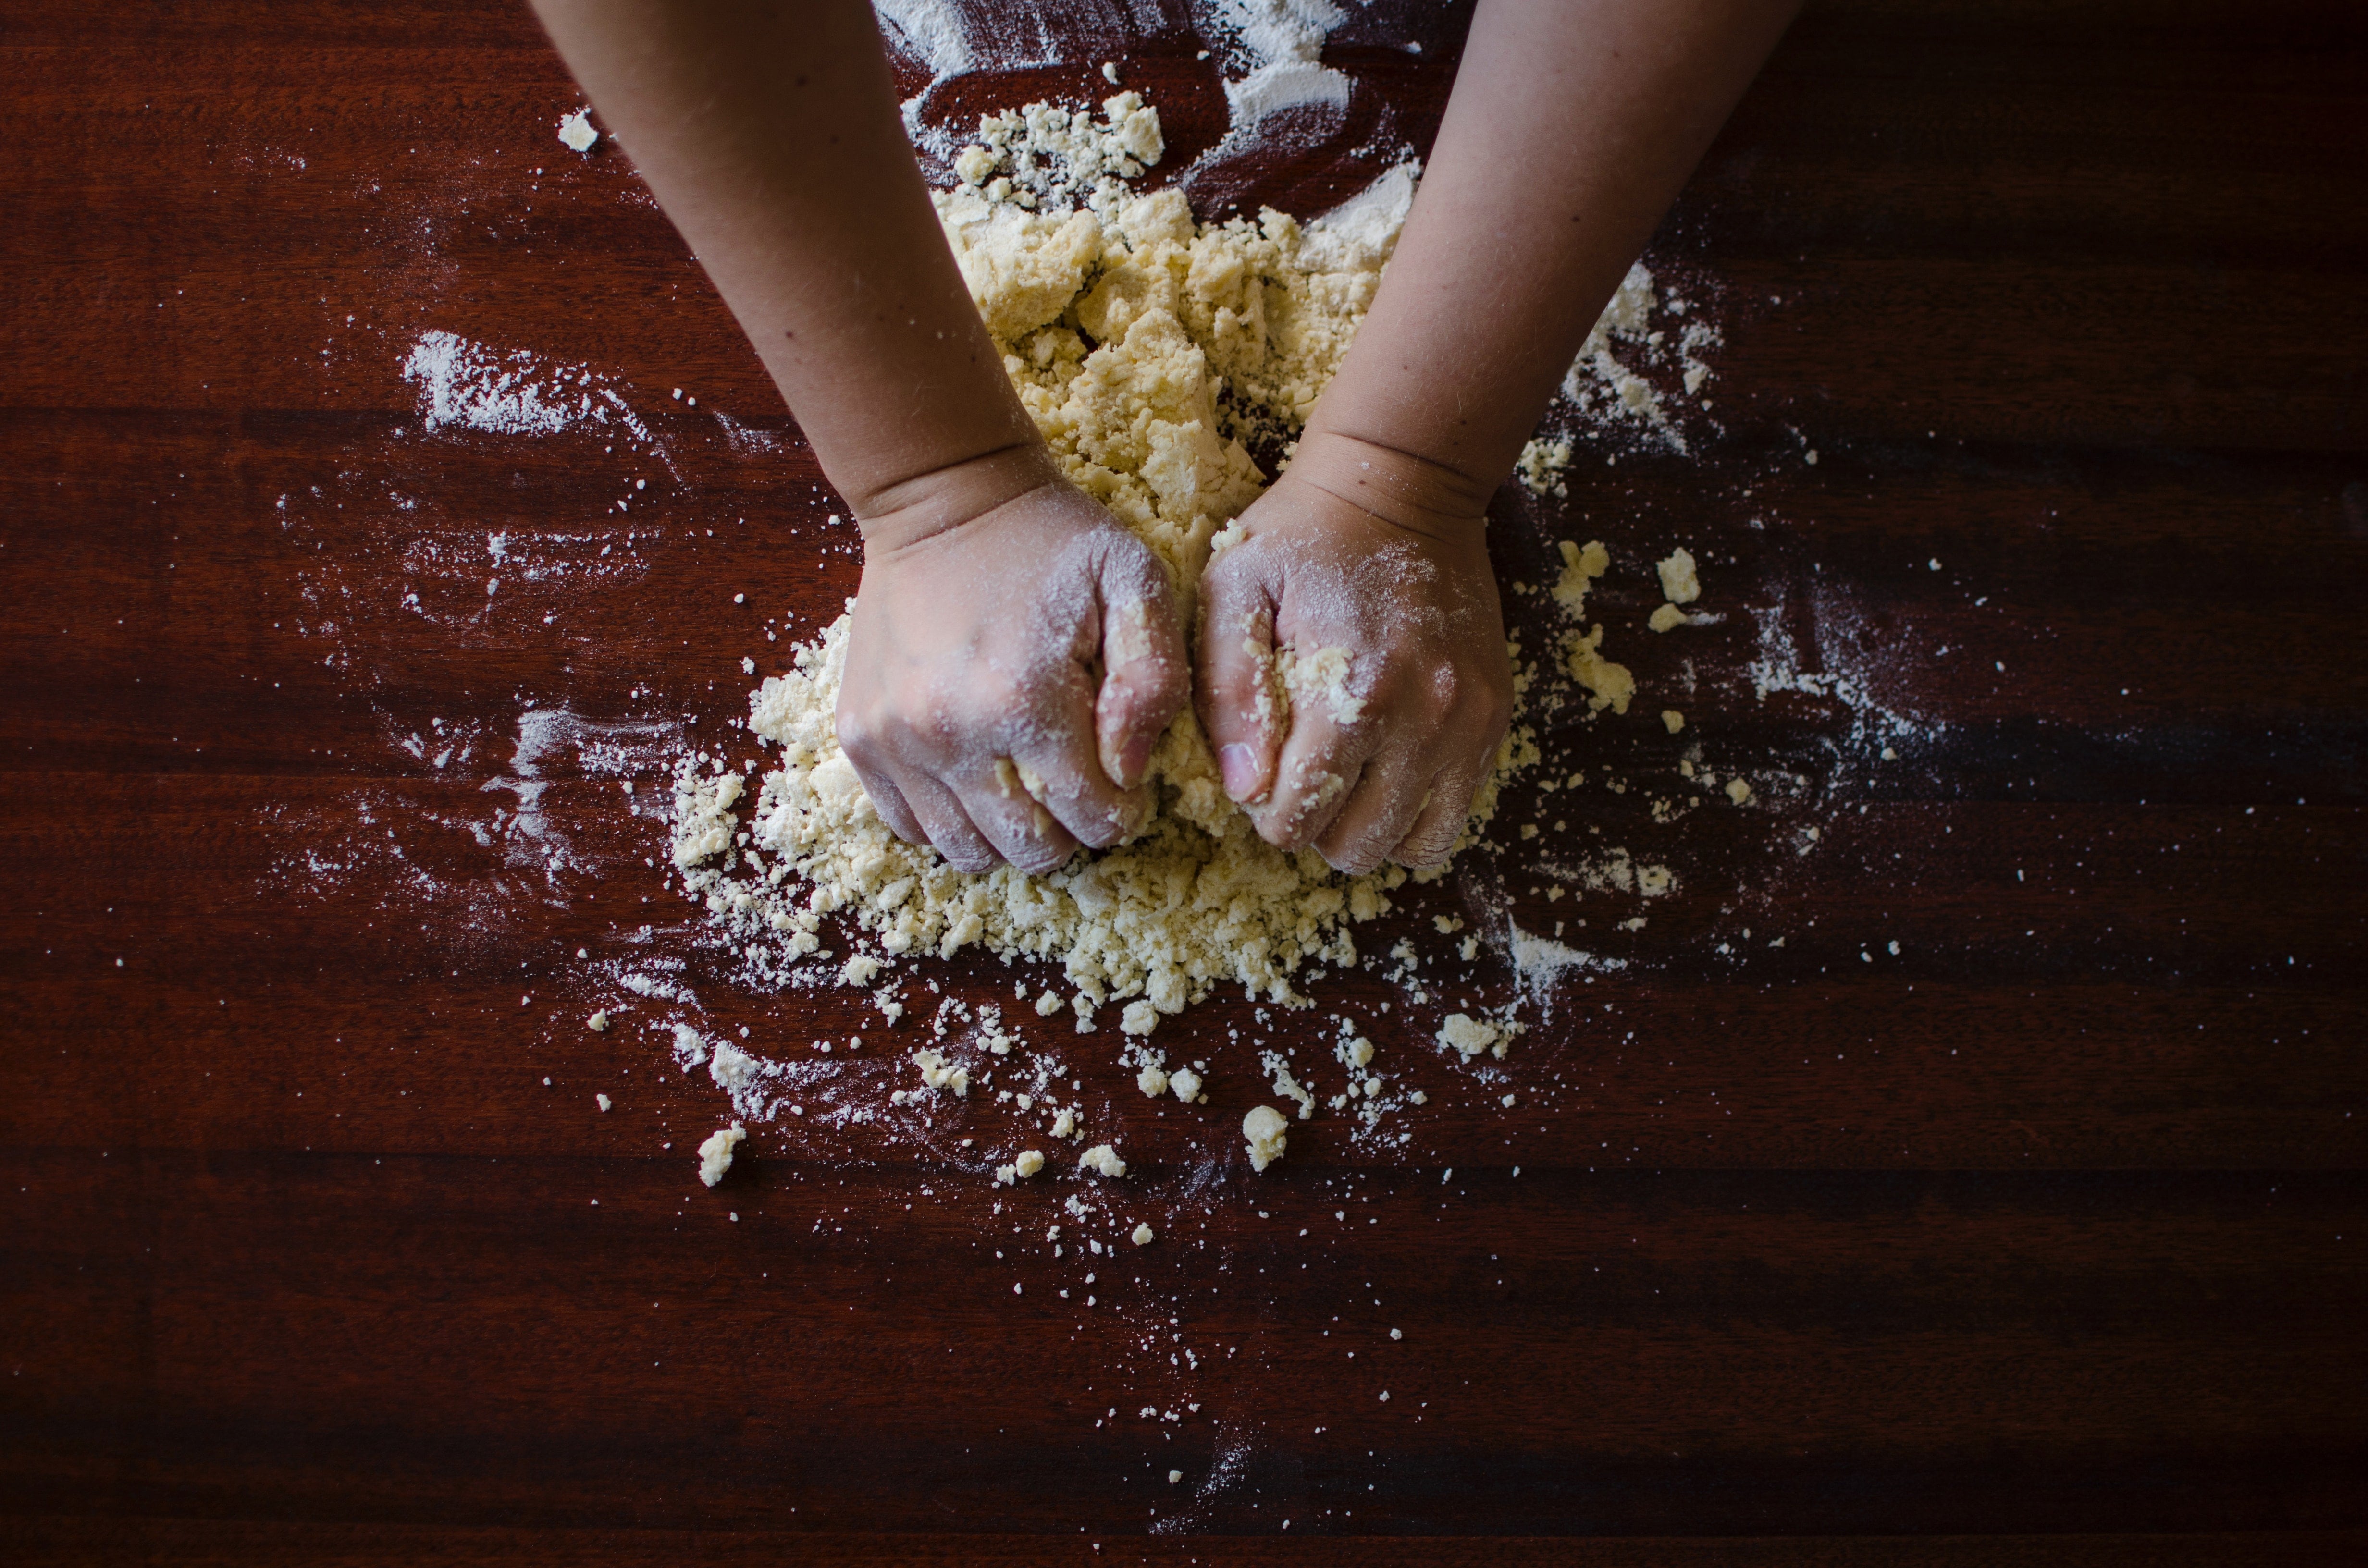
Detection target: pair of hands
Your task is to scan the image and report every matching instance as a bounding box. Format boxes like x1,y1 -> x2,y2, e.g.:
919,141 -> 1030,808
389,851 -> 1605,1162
836,434 -> 1513,878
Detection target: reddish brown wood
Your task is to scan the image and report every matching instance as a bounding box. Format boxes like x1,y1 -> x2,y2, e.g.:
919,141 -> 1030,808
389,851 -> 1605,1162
3,1 -> 2365,1561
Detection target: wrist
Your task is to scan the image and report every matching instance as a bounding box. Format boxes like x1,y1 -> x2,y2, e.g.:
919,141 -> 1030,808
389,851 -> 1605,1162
1277,428 -> 1495,545
851,441 -> 1064,555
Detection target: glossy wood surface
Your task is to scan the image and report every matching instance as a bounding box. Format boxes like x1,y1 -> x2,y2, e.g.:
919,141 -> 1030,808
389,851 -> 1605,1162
3,2 -> 2365,1562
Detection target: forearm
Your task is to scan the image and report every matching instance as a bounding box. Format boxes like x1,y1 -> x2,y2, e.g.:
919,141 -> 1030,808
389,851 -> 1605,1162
1302,0 -> 1799,513
529,0 -> 1045,539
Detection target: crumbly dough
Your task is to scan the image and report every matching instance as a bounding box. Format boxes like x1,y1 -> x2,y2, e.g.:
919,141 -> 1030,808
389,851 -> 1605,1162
672,97 -> 1547,1020
1079,1143 -> 1128,1178
1551,541 -> 1635,714
1656,547 -> 1701,605
697,1124 -> 745,1187
1242,1104 -> 1289,1172
1436,1013 -> 1507,1061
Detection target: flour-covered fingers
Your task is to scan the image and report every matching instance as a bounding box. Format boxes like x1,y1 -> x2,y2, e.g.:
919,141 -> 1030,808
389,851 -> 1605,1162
1010,722 -> 1147,851
1252,699 -> 1376,854
1093,549 -> 1190,793
1392,761 -> 1489,870
851,762 -> 928,849
1315,748 -> 1438,876
1194,548 -> 1284,805
895,771 -> 1000,874
945,759 -> 1079,875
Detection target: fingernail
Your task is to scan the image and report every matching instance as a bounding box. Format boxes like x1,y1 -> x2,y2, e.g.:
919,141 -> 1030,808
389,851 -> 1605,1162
1219,743 -> 1259,800
1119,732 -> 1155,789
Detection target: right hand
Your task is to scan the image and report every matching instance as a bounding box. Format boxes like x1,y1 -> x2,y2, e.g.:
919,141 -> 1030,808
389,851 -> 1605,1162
837,457 -> 1189,875
1193,432 -> 1513,875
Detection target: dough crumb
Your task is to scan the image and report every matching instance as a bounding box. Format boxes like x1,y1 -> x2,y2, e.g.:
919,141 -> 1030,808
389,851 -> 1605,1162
586,1010 -> 608,1031
1168,1067 -> 1203,1102
1013,1149 -> 1045,1178
696,1124 -> 745,1187
556,110 -> 598,153
595,1093 -> 611,1112
1726,777 -> 1754,805
912,1049 -> 970,1097
1079,1143 -> 1128,1179
1657,546 -> 1701,605
1136,1061 -> 1171,1098
1552,540 -> 1636,712
1168,1469 -> 1183,1484
1130,1223 -> 1155,1246
1263,1053 -> 1316,1119
1242,1104 -> 1289,1172
1648,602 -> 1692,633
1436,1012 -> 1502,1060
1661,709 -> 1685,733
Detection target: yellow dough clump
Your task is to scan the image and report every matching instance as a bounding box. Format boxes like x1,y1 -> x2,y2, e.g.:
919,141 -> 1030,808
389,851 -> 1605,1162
675,97 -> 1540,1018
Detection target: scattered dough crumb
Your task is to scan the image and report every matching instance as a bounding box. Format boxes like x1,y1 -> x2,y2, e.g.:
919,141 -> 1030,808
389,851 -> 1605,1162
913,1049 -> 970,1097
1168,1067 -> 1203,1102
1136,1060 -> 1171,1098
1263,1053 -> 1316,1119
586,1010 -> 608,1032
697,1124 -> 745,1187
556,110 -> 598,153
1726,777 -> 1754,805
1014,1149 -> 1045,1178
1130,1223 -> 1155,1246
1437,1013 -> 1508,1060
595,1093 -> 611,1112
1662,709 -> 1684,734
1243,1104 -> 1289,1172
1657,547 -> 1701,605
1079,1143 -> 1128,1179
1648,602 -> 1692,633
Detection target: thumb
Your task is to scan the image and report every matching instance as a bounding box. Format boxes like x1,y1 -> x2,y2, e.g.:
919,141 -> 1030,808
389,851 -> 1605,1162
1194,546 -> 1283,804
1093,547 -> 1190,791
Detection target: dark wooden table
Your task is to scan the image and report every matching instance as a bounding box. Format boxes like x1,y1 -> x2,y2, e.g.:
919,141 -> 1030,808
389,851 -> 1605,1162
5,2 -> 2365,1562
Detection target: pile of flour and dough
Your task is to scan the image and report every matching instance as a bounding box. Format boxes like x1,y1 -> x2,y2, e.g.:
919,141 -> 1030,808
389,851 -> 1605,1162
671,92 -> 1650,1040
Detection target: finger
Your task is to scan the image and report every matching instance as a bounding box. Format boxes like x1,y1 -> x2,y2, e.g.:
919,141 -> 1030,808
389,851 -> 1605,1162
896,770 -> 1001,874
1315,747 -> 1439,877
1394,761 -> 1491,870
1194,548 -> 1283,804
1253,708 -> 1373,854
1011,723 -> 1146,851
952,758 -> 1082,876
985,625 -> 1146,851
849,757 -> 927,848
836,716 -> 931,847
1094,548 -> 1190,791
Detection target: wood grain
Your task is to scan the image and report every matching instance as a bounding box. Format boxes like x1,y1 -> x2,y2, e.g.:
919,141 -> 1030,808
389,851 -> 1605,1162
2,1 -> 2364,1561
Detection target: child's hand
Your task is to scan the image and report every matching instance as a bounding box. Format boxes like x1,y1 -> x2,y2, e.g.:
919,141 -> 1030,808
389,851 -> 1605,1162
838,470 -> 1188,875
1195,435 -> 1513,874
